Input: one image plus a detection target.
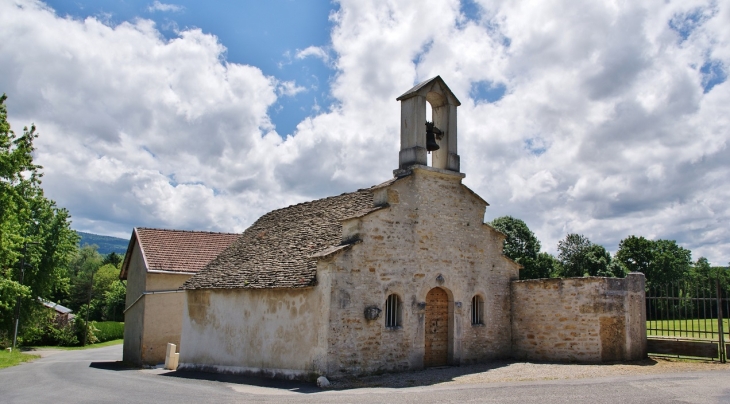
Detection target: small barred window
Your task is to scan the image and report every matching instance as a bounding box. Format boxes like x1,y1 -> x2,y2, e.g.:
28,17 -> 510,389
471,295 -> 484,325
385,294 -> 402,328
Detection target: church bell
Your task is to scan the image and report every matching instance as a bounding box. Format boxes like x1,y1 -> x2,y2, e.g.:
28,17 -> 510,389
425,121 -> 441,152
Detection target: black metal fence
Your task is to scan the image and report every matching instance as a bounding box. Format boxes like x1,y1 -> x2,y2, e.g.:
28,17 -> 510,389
646,278 -> 728,362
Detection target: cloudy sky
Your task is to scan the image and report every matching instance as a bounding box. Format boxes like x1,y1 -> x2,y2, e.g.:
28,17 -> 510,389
1,0 -> 728,265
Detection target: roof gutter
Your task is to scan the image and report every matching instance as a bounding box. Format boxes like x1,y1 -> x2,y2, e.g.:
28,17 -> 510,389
122,289 -> 185,314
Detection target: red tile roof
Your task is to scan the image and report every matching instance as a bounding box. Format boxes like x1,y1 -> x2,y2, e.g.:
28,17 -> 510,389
120,228 -> 239,279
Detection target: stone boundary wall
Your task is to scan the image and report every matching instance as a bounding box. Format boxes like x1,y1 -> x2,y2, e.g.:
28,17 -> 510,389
511,273 -> 646,362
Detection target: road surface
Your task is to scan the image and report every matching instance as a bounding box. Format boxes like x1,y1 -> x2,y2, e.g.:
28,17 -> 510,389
1,345 -> 728,403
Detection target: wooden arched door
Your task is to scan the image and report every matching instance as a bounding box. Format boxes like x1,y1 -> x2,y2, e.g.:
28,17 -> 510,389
424,287 -> 449,367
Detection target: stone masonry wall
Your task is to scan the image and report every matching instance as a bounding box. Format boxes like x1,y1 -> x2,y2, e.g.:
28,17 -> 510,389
321,166 -> 520,378
511,273 -> 646,362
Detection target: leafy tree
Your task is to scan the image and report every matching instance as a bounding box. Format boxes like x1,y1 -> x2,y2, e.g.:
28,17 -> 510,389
67,246 -> 127,322
690,257 -> 713,282
652,239 -> 691,284
102,252 -> 123,268
102,280 -> 126,321
489,216 -> 553,279
0,94 -> 78,337
90,264 -> 121,320
605,259 -> 629,278
94,264 -> 121,296
530,252 -> 561,279
489,216 -> 541,261
582,244 -> 611,277
556,233 -> 622,277
66,244 -> 103,311
556,233 -> 592,277
614,235 -> 654,273
615,236 -> 691,286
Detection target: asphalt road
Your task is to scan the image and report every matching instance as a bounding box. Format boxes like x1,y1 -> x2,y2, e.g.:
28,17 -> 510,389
1,345 -> 729,403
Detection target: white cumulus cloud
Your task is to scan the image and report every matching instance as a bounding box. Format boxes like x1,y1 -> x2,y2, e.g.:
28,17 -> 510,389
148,1 -> 183,13
1,0 -> 729,265
277,80 -> 307,97
295,46 -> 330,63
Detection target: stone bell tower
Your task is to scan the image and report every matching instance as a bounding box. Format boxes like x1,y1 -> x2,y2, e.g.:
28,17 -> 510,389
395,76 -> 461,173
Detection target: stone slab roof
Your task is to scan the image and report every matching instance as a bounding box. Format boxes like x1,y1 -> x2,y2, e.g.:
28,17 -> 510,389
396,75 -> 461,106
181,187 -> 384,290
120,228 -> 239,279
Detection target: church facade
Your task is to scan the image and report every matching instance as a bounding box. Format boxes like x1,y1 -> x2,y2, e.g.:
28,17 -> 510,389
177,77 -> 645,379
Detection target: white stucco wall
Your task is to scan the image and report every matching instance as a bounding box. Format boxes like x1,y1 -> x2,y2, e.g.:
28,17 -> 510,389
179,284 -> 331,380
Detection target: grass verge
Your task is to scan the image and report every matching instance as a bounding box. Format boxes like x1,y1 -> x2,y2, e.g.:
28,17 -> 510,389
27,338 -> 123,351
0,349 -> 40,369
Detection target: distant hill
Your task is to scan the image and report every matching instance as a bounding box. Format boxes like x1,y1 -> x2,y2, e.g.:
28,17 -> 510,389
76,231 -> 129,255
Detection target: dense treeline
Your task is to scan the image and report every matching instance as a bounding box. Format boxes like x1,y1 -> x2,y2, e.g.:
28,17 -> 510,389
489,216 -> 729,287
0,95 -> 125,347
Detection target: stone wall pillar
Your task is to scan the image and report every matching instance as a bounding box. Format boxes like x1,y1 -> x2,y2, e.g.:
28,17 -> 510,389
625,272 -> 647,360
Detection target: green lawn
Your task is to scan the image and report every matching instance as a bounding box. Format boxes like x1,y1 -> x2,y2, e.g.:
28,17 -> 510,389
27,338 -> 123,351
647,319 -> 730,339
0,349 -> 40,369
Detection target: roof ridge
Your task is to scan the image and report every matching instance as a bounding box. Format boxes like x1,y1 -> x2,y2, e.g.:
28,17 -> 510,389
262,188 -> 371,215
136,227 -> 239,235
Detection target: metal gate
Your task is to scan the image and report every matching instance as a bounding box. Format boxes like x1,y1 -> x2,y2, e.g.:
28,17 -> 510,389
646,278 -> 728,362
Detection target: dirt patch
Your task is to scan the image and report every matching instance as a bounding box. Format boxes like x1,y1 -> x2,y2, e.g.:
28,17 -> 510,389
329,357 -> 730,389
20,348 -> 63,358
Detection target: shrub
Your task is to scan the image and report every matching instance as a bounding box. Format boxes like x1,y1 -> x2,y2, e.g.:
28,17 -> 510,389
50,320 -> 78,346
0,330 -> 11,350
74,318 -> 99,345
94,321 -> 124,342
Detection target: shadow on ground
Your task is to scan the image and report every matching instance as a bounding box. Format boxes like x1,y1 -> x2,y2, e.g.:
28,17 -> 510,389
89,361 -> 138,371
161,369 -> 321,394
89,357 -> 664,391
328,358 -> 662,389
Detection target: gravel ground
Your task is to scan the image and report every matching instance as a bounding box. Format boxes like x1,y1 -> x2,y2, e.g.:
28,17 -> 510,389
329,357 -> 730,389
20,348 -> 65,358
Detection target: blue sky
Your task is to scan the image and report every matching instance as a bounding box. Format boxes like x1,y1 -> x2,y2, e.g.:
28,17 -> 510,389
45,0 -> 336,138
45,0 -> 498,136
1,0 -> 729,264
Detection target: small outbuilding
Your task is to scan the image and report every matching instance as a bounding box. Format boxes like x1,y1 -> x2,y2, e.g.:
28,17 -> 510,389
39,298 -> 74,323
120,227 -> 238,366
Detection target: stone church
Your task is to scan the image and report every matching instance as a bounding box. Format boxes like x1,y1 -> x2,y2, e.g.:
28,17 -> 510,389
177,76 -> 645,379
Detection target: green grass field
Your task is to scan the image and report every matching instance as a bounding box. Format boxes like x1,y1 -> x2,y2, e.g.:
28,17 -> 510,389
647,319 -> 730,339
0,349 -> 40,369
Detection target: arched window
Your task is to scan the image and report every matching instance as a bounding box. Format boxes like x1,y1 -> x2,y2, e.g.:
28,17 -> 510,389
385,294 -> 402,328
471,295 -> 484,325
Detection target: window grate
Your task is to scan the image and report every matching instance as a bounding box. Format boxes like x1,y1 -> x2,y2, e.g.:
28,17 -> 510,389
471,295 -> 484,325
385,294 -> 401,327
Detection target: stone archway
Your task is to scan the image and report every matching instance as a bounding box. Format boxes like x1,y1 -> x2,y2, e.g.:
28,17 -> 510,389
424,287 -> 449,367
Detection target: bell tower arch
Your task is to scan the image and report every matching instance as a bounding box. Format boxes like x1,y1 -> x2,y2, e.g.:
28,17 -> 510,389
396,76 -> 461,172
